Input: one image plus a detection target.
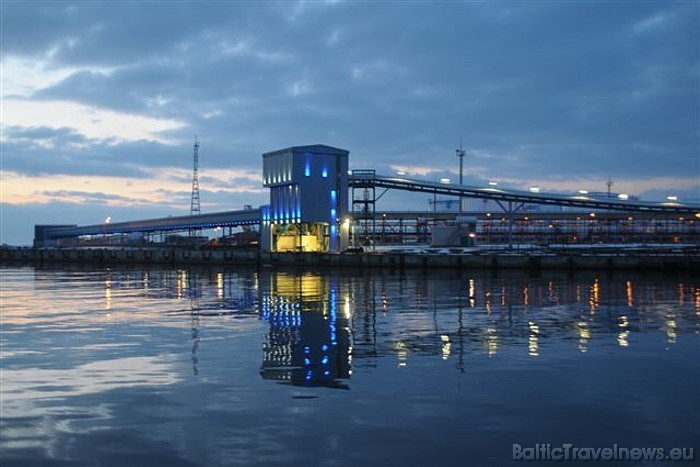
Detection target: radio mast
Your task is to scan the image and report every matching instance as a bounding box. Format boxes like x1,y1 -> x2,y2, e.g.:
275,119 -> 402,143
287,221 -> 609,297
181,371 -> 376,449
190,135 -> 201,215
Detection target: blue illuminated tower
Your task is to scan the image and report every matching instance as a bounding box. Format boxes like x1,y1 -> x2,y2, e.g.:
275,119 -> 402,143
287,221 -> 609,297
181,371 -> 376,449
261,145 -> 349,253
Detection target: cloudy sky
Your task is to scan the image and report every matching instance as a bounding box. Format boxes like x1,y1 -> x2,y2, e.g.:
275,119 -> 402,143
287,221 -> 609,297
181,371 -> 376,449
2,0 -> 698,245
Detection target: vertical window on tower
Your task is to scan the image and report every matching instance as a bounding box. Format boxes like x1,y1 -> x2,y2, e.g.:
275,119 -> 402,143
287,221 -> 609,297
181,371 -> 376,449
322,167 -> 328,178
305,157 -> 311,177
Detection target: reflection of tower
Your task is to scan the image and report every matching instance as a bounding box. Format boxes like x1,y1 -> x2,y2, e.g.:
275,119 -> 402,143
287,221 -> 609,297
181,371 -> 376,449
259,273 -> 351,389
190,135 -> 201,215
191,311 -> 200,376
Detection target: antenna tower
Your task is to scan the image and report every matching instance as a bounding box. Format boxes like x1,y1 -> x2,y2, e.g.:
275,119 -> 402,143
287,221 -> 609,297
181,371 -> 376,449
606,176 -> 614,198
190,135 -> 201,215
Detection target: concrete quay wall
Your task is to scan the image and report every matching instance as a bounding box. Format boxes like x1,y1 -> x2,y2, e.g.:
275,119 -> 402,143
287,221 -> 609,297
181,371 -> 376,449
1,246 -> 699,270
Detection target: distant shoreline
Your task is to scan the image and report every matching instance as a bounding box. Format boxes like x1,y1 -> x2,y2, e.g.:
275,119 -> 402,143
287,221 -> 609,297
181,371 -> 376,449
2,245 -> 698,270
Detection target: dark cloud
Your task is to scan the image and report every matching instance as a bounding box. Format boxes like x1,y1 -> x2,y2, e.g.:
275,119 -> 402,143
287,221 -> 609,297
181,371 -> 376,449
2,129 -> 178,177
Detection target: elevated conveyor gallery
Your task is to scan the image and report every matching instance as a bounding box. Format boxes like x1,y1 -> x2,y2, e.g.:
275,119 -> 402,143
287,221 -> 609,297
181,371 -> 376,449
348,173 -> 700,215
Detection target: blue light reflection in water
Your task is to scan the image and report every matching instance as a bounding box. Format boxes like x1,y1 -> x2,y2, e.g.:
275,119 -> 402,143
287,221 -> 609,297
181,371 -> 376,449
0,265 -> 698,466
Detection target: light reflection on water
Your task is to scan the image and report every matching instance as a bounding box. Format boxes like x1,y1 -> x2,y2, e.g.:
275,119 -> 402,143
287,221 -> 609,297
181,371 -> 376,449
1,265 -> 698,466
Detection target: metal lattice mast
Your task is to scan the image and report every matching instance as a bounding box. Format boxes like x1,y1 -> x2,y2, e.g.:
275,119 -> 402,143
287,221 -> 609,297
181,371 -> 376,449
190,135 -> 201,215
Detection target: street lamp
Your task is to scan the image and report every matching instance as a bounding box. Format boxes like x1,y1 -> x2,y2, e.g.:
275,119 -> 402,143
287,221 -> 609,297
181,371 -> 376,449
103,216 -> 111,245
456,143 -> 466,212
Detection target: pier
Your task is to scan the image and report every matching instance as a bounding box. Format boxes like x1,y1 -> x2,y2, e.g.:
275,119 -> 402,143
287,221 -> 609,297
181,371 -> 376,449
3,244 -> 699,270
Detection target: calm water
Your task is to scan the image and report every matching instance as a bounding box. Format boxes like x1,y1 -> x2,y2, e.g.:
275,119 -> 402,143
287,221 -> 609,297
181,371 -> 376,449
1,265 -> 698,466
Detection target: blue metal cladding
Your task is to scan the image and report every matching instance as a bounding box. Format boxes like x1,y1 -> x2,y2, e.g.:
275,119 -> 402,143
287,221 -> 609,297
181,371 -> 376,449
268,184 -> 304,225
329,190 -> 338,225
329,189 -> 338,249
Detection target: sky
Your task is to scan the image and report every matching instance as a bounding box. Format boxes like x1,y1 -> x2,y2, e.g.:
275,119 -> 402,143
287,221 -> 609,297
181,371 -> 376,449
1,0 -> 698,245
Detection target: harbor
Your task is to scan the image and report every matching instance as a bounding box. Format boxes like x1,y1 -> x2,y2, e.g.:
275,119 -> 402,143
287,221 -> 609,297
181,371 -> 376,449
27,144 -> 700,266
3,4 -> 699,466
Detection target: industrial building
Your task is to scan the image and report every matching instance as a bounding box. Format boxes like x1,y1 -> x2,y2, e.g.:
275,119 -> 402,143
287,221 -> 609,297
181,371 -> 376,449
260,145 -> 349,253
33,143 -> 700,249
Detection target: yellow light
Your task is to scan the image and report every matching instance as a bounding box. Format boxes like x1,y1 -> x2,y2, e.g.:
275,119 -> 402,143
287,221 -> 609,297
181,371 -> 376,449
626,281 -> 634,308
468,279 -> 476,307
105,278 -> 112,310
528,321 -> 539,357
577,321 -> 590,353
441,335 -> 451,360
217,272 -> 224,299
485,327 -> 499,357
395,341 -> 408,368
618,330 -> 629,347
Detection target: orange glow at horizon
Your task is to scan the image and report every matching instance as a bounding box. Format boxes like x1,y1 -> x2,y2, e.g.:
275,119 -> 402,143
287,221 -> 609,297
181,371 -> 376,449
1,169 -> 265,207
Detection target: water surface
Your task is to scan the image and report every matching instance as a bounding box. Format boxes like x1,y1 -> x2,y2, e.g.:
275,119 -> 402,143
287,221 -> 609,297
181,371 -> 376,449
1,265 -> 698,466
